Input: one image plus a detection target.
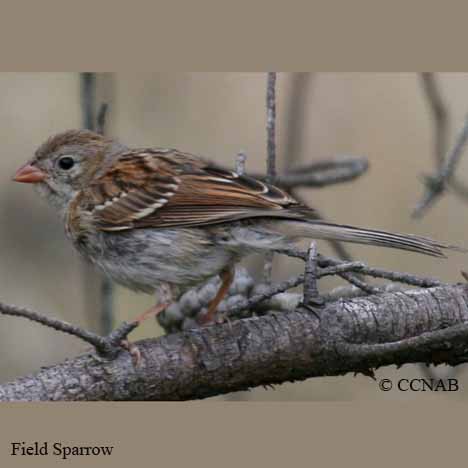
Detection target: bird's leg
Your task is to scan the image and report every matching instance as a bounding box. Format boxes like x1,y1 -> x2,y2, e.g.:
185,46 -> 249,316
199,267 -> 234,325
121,284 -> 173,366
134,302 -> 170,324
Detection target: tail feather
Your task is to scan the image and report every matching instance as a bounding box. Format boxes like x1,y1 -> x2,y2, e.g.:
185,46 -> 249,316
278,220 -> 464,258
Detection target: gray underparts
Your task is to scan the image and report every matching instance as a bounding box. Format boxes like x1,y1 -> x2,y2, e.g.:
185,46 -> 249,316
73,222 -> 293,297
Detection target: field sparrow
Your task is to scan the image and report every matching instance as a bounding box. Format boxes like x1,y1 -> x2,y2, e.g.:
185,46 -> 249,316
13,130 -> 460,325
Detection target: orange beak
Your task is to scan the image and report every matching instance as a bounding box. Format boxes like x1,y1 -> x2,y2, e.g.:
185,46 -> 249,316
13,163 -> 46,183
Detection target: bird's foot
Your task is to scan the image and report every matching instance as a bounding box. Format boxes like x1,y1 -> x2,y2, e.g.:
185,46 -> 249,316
115,303 -> 169,367
120,339 -> 142,367
215,312 -> 233,330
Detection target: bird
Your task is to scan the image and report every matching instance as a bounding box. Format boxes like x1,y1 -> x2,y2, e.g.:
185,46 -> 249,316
13,129 -> 462,327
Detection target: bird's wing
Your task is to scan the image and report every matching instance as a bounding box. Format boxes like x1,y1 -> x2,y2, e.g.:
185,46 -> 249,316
85,149 -> 310,231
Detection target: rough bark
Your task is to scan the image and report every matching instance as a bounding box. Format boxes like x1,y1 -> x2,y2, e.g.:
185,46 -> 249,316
1,283 -> 468,401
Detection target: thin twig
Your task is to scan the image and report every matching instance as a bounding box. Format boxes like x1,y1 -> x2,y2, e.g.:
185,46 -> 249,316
80,73 -> 104,334
419,73 -> 468,200
320,254 -> 442,288
264,72 -> 277,283
80,72 -> 115,336
420,73 -> 449,168
106,321 -> 140,348
413,115 -> 468,217
284,73 -> 312,168
321,255 -> 442,288
346,263 -> 442,288
277,245 -> 377,293
267,156 -> 369,188
414,75 -> 468,217
100,274 -> 114,335
266,72 -> 277,184
336,271 -> 381,294
0,301 -> 106,348
322,283 -> 403,302
80,73 -> 96,131
434,115 -> 468,185
303,242 -> 320,304
277,247 -> 443,289
96,103 -> 109,135
236,151 -> 247,176
95,102 -> 114,335
228,261 -> 365,317
263,256 -> 274,284
0,301 -> 137,357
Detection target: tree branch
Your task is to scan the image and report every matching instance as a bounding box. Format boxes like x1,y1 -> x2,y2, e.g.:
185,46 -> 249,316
266,72 -> 277,184
80,73 -> 114,335
264,72 -> 277,283
0,301 -> 138,358
414,114 -> 468,217
420,73 -> 449,168
271,156 -> 369,188
414,73 -> 468,217
2,283 -> 468,401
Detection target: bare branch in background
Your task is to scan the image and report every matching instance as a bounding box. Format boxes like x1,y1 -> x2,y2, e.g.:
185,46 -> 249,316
283,73 -> 313,168
96,102 -> 109,135
253,155 -> 369,189
280,248 -> 442,287
80,73 -> 96,131
80,73 -> 114,335
302,242 -> 321,305
420,73 -> 449,168
0,301 -> 137,358
264,72 -> 277,283
95,102 -> 114,335
414,73 -> 468,217
414,114 -> 468,217
235,151 -> 247,176
266,72 -> 277,183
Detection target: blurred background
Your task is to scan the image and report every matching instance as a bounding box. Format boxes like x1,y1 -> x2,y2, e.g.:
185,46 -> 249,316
1,72 -> 468,400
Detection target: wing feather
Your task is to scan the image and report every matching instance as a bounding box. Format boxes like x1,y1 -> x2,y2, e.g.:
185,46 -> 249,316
85,149 -> 309,231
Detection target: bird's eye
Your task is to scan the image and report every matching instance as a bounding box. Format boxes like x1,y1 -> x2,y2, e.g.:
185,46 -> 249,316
57,156 -> 75,170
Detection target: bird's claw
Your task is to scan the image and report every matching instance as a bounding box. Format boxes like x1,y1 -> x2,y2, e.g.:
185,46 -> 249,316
215,313 -> 233,330
120,339 -> 142,367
